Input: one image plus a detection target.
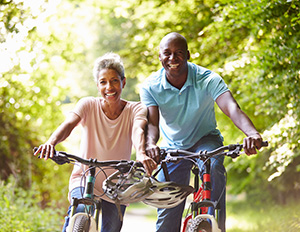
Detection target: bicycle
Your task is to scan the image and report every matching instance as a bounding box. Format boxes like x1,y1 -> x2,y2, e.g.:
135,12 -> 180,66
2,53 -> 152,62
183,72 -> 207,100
155,141 -> 269,232
34,148 -> 194,232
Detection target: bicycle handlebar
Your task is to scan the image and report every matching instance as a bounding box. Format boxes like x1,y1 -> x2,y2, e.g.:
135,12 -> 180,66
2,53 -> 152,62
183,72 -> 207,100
160,141 -> 268,163
33,147 -> 142,172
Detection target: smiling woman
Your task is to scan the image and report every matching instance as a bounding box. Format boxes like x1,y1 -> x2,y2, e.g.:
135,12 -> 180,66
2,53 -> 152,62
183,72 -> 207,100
34,52 -> 158,232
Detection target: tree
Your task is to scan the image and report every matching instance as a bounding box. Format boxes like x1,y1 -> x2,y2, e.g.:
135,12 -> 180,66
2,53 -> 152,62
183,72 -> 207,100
0,0 -> 87,204
91,0 -> 300,200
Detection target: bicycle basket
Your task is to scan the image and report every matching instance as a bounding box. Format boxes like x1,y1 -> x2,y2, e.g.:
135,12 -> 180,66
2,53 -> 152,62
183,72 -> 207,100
142,178 -> 194,208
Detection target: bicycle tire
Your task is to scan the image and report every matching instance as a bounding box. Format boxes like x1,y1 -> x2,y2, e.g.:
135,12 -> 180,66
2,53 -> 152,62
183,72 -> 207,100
188,218 -> 212,232
72,214 -> 91,232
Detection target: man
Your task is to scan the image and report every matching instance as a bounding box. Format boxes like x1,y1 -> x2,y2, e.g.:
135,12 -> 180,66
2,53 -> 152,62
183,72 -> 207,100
140,32 -> 263,232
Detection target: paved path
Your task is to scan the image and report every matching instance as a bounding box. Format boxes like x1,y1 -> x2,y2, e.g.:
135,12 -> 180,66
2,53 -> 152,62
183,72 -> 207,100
121,205 -> 156,232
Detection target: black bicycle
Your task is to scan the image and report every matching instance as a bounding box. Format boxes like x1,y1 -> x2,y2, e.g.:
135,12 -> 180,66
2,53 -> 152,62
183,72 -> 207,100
34,148 -> 193,232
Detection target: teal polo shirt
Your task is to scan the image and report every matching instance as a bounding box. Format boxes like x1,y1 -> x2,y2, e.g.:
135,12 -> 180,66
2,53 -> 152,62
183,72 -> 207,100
140,62 -> 229,149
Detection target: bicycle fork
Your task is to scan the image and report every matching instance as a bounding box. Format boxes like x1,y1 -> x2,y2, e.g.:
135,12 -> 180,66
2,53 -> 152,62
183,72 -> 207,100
70,166 -> 102,230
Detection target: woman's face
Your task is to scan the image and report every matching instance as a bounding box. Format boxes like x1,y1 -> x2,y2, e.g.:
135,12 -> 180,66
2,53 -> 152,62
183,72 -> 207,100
97,68 -> 126,103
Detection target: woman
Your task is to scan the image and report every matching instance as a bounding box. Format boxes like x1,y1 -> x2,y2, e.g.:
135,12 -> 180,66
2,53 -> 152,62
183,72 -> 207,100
34,52 -> 157,232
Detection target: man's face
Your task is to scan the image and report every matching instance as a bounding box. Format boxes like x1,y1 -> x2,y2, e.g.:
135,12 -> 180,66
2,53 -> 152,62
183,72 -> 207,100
159,36 -> 190,79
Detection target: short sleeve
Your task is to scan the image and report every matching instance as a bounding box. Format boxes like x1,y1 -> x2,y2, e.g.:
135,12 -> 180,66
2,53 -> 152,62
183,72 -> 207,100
140,84 -> 158,107
71,97 -> 93,122
207,73 -> 229,101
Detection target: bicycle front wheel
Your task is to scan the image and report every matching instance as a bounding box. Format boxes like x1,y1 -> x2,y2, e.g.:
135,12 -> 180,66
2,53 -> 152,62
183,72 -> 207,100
72,214 -> 92,232
188,218 -> 212,232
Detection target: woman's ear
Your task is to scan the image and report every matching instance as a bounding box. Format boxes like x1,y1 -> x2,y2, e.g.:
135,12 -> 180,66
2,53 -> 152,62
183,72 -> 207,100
122,77 -> 126,89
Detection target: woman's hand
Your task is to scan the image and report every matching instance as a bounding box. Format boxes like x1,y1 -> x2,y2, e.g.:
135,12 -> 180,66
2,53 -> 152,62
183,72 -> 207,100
34,143 -> 56,160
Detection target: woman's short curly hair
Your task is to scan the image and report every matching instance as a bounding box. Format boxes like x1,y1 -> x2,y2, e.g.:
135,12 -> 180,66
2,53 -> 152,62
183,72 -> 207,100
93,52 -> 125,82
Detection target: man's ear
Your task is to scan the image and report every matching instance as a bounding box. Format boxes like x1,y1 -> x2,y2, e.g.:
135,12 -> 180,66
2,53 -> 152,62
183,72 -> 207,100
187,50 -> 191,60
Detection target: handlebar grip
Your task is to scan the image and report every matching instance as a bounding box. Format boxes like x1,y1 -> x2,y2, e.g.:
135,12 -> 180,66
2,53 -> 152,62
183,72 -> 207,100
261,141 -> 268,147
33,147 -> 70,165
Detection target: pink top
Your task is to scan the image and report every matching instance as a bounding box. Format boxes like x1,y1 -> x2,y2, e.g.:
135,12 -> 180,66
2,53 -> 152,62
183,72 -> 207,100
68,97 -> 147,202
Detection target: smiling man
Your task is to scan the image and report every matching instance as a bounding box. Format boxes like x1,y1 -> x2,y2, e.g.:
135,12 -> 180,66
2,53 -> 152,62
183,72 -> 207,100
140,32 -> 263,232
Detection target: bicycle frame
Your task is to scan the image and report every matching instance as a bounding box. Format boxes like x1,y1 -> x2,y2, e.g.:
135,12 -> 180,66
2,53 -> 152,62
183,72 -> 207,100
66,166 -> 100,232
181,162 -> 221,232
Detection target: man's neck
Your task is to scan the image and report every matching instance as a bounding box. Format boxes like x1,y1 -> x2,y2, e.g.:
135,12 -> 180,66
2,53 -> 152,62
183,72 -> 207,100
166,73 -> 188,90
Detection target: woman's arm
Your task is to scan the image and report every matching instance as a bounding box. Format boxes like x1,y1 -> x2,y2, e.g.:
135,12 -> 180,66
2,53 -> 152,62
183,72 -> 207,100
34,112 -> 81,160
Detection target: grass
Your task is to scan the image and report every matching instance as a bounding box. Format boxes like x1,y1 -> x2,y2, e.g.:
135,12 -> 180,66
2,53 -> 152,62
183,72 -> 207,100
226,199 -> 300,232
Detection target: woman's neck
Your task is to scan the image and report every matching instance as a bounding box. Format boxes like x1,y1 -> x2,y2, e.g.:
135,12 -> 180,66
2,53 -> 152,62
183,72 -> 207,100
101,99 -> 126,120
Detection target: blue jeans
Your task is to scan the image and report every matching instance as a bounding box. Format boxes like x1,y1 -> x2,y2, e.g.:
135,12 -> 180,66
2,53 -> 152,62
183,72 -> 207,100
62,187 -> 126,232
156,134 -> 226,232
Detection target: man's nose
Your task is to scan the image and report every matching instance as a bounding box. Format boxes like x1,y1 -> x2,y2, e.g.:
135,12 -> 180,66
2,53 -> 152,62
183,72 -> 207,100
169,53 -> 176,60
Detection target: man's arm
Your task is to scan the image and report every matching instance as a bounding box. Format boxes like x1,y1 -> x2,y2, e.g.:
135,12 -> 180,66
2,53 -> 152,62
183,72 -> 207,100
132,118 -> 157,175
216,91 -> 262,155
34,112 -> 81,160
145,106 -> 161,162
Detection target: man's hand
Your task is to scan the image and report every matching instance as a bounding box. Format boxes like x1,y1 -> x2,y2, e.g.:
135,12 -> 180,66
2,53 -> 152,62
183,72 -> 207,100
145,144 -> 160,164
243,133 -> 263,155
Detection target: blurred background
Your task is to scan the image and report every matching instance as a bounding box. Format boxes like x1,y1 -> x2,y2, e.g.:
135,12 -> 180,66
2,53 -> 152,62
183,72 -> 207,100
0,0 -> 300,231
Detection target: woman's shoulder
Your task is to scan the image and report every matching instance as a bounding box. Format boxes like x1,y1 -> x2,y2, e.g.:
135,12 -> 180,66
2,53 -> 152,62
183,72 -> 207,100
77,96 -> 101,104
124,100 -> 147,114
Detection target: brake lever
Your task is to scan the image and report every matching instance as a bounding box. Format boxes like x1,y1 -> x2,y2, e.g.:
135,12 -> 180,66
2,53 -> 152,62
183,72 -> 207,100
34,147 -> 70,165
50,151 -> 71,165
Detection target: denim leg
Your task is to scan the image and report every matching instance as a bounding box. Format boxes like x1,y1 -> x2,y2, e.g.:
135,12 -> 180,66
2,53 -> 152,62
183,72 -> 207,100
156,159 -> 193,232
191,135 -> 226,232
62,187 -> 86,232
155,134 -> 226,232
101,199 -> 126,232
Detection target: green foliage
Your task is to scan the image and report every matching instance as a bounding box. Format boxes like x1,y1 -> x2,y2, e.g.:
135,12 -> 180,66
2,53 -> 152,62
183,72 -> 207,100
0,177 -> 63,232
200,0 -> 300,200
94,0 -> 300,201
1,0 -> 300,221
0,0 -> 83,205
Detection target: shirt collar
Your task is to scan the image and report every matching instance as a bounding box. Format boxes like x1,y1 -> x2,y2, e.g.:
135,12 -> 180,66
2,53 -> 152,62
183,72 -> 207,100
161,62 -> 194,91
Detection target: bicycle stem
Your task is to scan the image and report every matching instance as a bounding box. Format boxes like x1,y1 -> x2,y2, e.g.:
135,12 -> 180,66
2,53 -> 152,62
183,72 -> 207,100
84,166 -> 96,213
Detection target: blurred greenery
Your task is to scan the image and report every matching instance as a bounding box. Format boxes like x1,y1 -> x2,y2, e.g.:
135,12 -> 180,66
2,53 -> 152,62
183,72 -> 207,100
0,177 -> 64,231
0,0 -> 300,230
